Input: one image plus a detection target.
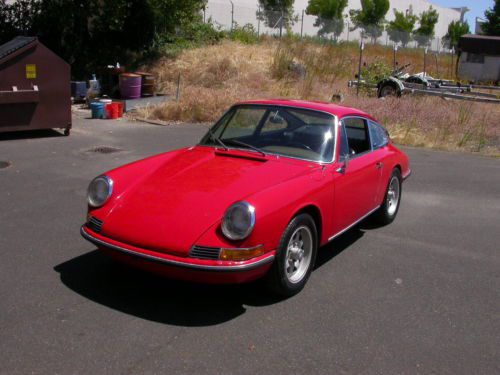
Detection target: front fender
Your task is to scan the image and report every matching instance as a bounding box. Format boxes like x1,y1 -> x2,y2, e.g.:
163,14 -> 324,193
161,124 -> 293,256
195,167 -> 333,252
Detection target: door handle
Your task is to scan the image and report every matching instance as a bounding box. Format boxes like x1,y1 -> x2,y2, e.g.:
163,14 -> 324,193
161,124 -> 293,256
376,161 -> 383,169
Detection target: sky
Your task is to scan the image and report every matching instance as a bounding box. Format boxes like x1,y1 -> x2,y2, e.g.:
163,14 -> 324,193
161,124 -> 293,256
430,0 -> 495,31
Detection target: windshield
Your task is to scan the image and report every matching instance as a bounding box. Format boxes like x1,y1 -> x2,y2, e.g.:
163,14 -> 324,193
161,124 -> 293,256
200,105 -> 336,162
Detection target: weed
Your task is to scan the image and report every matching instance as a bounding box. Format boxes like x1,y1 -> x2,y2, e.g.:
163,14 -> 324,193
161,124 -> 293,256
138,39 -> 499,156
229,23 -> 259,44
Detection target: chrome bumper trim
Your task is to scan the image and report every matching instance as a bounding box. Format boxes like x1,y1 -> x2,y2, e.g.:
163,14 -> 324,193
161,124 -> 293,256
327,205 -> 381,242
80,226 -> 274,272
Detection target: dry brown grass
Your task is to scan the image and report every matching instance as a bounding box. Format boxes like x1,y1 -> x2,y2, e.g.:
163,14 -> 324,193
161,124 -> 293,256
138,39 -> 499,156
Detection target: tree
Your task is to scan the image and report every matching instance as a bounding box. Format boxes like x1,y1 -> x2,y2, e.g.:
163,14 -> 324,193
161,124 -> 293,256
349,0 -> 390,44
0,0 -> 41,42
482,0 -> 499,36
414,6 -> 439,47
306,0 -> 348,41
442,20 -> 470,49
257,0 -> 295,33
386,7 -> 417,47
0,1 -> 14,42
0,0 -> 207,78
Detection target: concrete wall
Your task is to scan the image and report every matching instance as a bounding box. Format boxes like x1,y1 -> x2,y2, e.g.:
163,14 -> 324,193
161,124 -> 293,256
206,0 -> 463,49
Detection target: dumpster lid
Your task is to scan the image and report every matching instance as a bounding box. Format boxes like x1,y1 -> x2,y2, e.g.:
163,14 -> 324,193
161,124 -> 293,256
0,36 -> 37,60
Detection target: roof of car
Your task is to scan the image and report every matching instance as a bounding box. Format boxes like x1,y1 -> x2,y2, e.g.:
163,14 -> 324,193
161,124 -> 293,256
236,99 -> 376,121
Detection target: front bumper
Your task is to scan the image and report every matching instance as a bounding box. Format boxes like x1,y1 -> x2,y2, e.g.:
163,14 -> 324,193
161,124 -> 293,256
80,226 -> 275,284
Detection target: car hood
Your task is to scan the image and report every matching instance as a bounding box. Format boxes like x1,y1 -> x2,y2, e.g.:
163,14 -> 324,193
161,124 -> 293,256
101,146 -> 315,256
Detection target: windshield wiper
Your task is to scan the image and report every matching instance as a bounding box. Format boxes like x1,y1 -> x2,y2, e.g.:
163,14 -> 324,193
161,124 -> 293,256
207,128 -> 228,150
223,139 -> 266,157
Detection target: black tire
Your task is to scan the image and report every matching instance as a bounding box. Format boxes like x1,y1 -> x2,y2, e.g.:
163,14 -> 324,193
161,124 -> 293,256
378,83 -> 400,98
64,128 -> 71,136
265,214 -> 318,297
374,168 -> 402,225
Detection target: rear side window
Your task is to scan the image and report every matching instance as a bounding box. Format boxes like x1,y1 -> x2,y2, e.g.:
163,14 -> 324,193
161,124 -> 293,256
369,121 -> 389,149
342,117 -> 371,155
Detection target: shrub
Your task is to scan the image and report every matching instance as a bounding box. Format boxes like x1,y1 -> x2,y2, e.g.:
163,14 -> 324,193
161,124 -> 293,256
361,61 -> 393,83
229,23 -> 259,44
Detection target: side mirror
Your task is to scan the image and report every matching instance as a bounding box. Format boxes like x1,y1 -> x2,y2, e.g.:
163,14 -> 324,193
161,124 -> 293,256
336,154 -> 349,174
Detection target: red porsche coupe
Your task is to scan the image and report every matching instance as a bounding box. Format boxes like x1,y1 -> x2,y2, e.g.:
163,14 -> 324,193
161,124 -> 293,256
81,99 -> 410,296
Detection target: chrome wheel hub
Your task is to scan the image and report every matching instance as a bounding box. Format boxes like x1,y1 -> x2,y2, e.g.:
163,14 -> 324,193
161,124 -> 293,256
386,176 -> 400,216
285,226 -> 313,284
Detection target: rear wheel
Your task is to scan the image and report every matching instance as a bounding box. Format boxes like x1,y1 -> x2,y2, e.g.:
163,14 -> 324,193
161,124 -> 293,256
374,169 -> 402,225
378,83 -> 400,98
266,214 -> 318,297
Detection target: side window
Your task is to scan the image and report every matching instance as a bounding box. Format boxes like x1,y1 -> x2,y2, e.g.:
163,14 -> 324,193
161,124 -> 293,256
369,121 -> 389,149
466,53 -> 484,64
342,117 -> 371,155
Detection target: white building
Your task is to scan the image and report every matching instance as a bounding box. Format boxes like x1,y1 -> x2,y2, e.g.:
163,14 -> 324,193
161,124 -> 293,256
206,0 -> 467,49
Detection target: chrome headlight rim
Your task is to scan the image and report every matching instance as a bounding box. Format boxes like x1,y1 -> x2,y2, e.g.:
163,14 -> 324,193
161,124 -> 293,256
221,201 -> 256,241
87,175 -> 113,208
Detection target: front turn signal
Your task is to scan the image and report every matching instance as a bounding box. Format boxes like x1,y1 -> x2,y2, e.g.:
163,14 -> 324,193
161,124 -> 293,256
219,245 -> 265,261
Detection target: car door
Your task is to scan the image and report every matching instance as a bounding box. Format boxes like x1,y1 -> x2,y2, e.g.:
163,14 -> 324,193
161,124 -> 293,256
368,120 -> 390,204
331,117 -> 381,237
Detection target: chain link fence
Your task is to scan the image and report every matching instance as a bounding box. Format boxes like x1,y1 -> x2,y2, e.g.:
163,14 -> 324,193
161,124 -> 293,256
204,1 -> 451,53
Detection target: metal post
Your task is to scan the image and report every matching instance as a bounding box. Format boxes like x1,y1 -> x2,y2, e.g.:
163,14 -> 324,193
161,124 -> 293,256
230,0 -> 234,32
393,45 -> 398,71
423,47 -> 428,76
280,9 -> 284,38
356,42 -> 364,97
434,53 -> 439,77
203,6 -> 206,23
346,20 -> 349,42
451,47 -> 455,79
300,9 -> 304,39
176,73 -> 181,102
257,5 -> 261,38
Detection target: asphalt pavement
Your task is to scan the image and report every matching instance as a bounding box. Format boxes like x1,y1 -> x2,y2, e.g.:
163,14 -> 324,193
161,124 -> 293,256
0,114 -> 499,374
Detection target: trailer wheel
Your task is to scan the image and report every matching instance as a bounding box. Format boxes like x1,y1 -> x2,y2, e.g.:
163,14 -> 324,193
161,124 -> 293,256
378,83 -> 400,98
64,128 -> 70,136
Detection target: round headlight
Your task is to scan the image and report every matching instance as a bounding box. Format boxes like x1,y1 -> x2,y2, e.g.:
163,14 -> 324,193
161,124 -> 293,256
221,201 -> 256,241
87,175 -> 113,207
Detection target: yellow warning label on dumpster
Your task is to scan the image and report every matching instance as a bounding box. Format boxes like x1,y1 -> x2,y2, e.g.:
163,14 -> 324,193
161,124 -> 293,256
26,64 -> 36,79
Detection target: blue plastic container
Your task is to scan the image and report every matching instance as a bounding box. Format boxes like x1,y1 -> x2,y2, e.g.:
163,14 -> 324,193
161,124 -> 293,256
90,102 -> 105,119
71,81 -> 87,100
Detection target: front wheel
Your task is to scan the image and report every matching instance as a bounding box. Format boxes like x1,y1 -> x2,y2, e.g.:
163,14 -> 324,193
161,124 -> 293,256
374,168 -> 402,225
265,214 -> 318,297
